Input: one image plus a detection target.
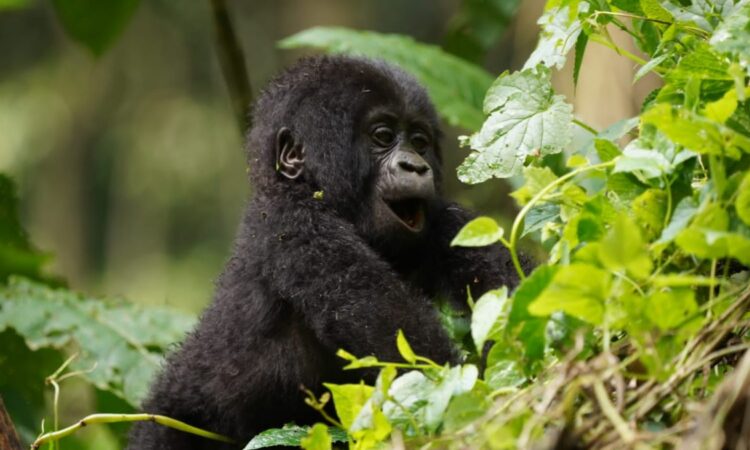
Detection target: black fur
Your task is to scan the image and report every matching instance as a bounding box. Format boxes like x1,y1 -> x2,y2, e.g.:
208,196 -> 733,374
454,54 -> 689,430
127,56 -> 522,450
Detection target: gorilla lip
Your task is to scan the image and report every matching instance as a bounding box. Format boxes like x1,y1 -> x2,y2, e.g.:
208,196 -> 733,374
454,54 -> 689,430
384,198 -> 426,232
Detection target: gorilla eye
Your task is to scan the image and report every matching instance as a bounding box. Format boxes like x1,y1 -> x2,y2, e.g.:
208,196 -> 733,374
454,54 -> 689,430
411,133 -> 430,152
372,127 -> 396,147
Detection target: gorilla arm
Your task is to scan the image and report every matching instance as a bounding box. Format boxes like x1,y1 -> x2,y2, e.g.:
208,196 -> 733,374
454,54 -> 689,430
265,207 -> 458,366
427,202 -> 526,309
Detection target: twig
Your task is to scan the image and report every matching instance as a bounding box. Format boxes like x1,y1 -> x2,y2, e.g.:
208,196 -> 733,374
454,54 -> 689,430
593,380 -> 635,443
507,161 -> 616,279
30,413 -> 235,449
209,0 -> 253,135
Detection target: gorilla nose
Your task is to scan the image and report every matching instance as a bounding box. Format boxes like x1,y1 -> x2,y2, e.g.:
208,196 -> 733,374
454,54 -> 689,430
398,155 -> 430,176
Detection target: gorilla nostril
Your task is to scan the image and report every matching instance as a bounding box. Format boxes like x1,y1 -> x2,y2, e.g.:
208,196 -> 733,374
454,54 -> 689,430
399,160 -> 430,175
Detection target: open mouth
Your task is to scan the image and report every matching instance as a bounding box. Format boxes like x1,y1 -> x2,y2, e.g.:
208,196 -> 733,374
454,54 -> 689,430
383,198 -> 426,232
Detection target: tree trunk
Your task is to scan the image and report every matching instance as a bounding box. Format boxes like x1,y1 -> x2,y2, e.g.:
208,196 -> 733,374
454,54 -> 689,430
0,395 -> 23,450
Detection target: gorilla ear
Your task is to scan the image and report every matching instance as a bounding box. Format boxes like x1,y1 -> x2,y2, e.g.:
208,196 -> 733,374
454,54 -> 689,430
275,127 -> 305,180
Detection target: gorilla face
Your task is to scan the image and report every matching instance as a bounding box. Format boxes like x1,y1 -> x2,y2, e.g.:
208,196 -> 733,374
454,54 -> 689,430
251,56 -> 443,257
364,105 -> 438,240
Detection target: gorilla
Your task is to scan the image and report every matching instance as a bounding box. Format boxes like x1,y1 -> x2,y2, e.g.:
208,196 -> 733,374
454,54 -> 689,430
127,55 -> 521,450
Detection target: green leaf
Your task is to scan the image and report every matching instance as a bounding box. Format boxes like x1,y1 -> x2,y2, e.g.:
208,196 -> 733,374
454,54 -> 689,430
443,0 -> 521,64
598,215 -> 652,279
324,383 -> 373,430
451,217 -> 505,247
471,287 -> 509,353
664,0 -> 742,32
301,424 -> 332,450
640,0 -> 672,22
484,358 -> 526,390
522,203 -> 561,237
529,263 -> 611,325
525,2 -> 589,70
573,32 -> 588,88
244,425 -> 347,450
736,172 -> 750,226
279,27 -> 493,130
396,329 -> 417,364
646,289 -> 697,331
0,278 -> 194,406
656,196 -> 698,244
51,0 -> 140,56
710,2 -> 750,73
667,44 -> 731,81
356,366 -> 477,435
632,188 -> 667,241
614,145 -> 672,179
0,175 -> 53,283
457,66 -> 573,182
566,154 -> 589,168
642,103 -> 750,158
704,88 -> 738,123
485,342 -> 526,390
442,389 -> 491,432
510,166 -> 559,206
675,228 -> 750,265
594,139 -> 622,162
508,265 -> 558,326
634,54 -> 667,82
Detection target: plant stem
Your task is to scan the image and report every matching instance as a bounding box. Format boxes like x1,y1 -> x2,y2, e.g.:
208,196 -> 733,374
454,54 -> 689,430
508,161 -> 616,279
31,414 -> 235,449
589,33 -> 650,67
573,118 -> 598,135
594,380 -> 635,443
209,0 -> 253,134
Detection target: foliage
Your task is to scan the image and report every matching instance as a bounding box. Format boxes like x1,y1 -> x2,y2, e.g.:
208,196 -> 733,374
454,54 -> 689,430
0,277 -> 194,407
279,27 -> 493,130
51,0 -> 141,55
442,0 -> 521,64
275,0 -> 750,448
0,175 -> 52,283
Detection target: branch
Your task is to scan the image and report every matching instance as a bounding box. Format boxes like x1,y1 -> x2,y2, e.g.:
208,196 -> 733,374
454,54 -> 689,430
31,413 -> 235,449
0,395 -> 23,450
209,0 -> 253,135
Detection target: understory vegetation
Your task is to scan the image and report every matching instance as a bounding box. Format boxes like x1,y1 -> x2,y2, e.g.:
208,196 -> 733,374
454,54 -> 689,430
2,0 -> 750,449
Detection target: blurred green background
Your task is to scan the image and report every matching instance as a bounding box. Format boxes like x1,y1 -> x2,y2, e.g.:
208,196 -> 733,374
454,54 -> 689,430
0,0 -> 657,313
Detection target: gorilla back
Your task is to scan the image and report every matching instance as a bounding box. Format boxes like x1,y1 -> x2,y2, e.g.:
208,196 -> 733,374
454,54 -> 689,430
127,56 -> 521,450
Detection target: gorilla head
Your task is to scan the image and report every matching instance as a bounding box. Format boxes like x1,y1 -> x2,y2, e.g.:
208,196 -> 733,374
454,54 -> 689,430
247,56 -> 444,255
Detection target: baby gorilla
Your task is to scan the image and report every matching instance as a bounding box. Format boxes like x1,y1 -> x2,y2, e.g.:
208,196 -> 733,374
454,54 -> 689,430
128,56 -> 520,449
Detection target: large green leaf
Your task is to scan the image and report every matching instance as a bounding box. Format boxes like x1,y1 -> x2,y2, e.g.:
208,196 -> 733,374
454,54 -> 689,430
51,0 -> 140,55
470,287 -> 509,353
0,278 -> 195,406
279,27 -> 493,130
457,66 -> 573,183
244,425 -> 347,450
528,263 -> 611,325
